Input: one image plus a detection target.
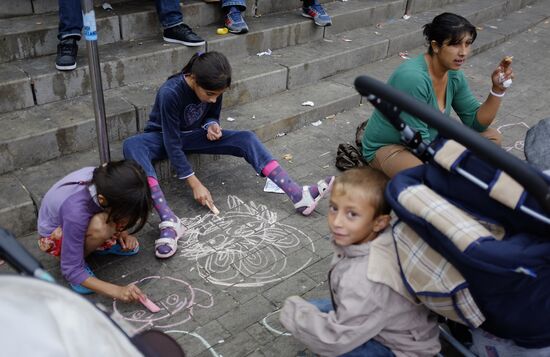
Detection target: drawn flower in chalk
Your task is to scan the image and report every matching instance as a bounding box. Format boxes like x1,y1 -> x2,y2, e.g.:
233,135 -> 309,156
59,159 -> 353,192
179,195 -> 316,287
112,276 -> 213,331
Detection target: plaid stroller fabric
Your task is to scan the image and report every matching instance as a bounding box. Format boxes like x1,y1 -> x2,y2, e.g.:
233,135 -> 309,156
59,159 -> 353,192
367,219 -> 485,327
385,138 -> 550,349
392,219 -> 485,328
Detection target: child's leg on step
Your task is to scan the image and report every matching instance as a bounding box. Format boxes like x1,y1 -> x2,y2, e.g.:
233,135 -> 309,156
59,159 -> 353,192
123,132 -> 183,257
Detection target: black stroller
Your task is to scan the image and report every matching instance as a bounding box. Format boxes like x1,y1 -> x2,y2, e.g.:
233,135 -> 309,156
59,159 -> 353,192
354,75 -> 550,356
0,228 -> 185,357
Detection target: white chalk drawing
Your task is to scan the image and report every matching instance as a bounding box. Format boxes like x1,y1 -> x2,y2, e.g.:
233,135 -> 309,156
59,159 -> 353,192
112,276 -> 213,331
261,309 -> 292,336
497,122 -> 530,153
166,330 -> 222,357
178,195 -> 316,287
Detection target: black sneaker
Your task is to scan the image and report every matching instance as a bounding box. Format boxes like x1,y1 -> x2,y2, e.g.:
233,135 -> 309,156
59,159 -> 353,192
55,37 -> 78,71
163,24 -> 205,47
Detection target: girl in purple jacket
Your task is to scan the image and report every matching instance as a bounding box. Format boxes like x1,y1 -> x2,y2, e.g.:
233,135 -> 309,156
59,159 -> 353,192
37,160 -> 151,301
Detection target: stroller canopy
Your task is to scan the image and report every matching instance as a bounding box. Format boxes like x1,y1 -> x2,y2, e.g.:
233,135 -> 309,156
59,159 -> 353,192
0,275 -> 143,357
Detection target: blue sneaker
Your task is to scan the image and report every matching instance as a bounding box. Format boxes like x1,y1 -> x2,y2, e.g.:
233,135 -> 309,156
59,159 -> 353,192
94,243 -> 140,256
69,266 -> 95,295
302,0 -> 332,27
225,7 -> 249,34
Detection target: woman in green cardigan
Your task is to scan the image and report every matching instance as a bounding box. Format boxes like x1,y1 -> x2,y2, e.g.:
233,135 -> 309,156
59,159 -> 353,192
362,12 -> 514,178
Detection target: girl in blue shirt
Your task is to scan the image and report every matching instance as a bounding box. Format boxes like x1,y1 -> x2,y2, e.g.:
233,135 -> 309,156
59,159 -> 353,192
123,51 -> 333,259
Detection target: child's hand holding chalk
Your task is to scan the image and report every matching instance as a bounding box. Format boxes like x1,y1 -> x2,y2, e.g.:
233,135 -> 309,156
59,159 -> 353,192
205,200 -> 220,215
139,295 -> 161,313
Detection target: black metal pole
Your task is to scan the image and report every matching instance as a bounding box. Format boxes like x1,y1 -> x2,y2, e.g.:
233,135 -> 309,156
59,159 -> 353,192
81,0 -> 110,164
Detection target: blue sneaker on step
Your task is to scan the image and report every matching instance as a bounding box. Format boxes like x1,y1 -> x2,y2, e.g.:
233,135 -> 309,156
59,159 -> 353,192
69,265 -> 95,295
302,0 -> 332,27
225,7 -> 249,34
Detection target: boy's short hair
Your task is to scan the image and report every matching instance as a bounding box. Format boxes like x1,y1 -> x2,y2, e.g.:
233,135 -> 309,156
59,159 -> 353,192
333,167 -> 391,216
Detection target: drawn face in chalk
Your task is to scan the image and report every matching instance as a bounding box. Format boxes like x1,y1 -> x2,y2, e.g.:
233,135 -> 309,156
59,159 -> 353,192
179,195 -> 316,287
112,276 -> 213,330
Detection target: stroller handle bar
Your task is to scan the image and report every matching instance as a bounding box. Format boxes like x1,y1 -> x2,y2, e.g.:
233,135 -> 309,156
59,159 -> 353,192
354,75 -> 550,214
0,228 -> 54,282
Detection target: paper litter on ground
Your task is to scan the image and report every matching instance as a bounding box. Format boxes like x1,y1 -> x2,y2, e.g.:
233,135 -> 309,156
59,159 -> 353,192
257,49 -> 272,56
226,117 -> 235,122
264,178 -> 285,194
301,101 -> 315,106
312,120 -> 322,126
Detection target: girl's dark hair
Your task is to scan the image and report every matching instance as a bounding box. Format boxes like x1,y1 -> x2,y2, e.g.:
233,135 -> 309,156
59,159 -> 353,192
170,51 -> 232,91
423,12 -> 477,55
92,160 -> 152,234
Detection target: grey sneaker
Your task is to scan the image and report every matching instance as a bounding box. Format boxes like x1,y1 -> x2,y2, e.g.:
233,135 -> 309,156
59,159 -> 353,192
225,7 -> 249,34
55,37 -> 78,71
302,0 -> 332,27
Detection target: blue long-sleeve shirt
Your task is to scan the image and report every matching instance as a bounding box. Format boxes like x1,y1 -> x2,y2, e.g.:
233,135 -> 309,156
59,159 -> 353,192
144,74 -> 222,178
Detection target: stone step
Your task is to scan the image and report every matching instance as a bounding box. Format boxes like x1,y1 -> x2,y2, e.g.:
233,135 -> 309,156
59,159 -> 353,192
0,0 -> 336,64
0,1 -> 216,64
0,0 -> 130,18
0,0 -> 404,114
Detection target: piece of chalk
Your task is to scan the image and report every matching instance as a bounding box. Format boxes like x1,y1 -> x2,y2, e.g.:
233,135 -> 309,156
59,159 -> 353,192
139,296 -> 161,313
502,78 -> 512,88
205,200 -> 220,215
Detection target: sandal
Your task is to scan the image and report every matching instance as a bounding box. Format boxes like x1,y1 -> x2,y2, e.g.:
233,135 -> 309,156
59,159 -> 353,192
94,243 -> 140,256
294,176 -> 335,216
155,217 -> 186,259
69,265 -> 95,295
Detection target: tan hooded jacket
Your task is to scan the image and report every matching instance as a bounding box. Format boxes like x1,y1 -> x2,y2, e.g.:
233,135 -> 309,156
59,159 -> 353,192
280,231 -> 441,357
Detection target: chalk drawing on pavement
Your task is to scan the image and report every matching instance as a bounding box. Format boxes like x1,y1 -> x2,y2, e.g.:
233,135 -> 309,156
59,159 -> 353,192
178,195 -> 316,288
112,275 -> 213,331
166,330 -> 222,357
261,309 -> 292,336
497,122 -> 530,153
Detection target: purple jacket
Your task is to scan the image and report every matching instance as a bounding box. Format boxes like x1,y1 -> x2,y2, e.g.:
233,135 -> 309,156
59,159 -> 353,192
38,167 -> 102,285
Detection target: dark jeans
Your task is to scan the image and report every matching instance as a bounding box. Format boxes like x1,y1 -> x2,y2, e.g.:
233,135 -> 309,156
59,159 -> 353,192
309,298 -> 396,357
58,0 -> 184,40
221,0 -> 246,10
122,129 -> 274,179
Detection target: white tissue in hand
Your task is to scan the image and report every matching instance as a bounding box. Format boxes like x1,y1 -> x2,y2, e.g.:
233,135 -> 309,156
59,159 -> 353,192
502,78 -> 512,88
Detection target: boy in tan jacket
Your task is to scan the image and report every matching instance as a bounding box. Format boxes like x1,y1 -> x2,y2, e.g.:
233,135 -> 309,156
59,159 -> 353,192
280,167 -> 440,356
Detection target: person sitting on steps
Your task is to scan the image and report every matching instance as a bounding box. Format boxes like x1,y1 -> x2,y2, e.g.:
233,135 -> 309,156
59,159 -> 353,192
56,0 -> 205,71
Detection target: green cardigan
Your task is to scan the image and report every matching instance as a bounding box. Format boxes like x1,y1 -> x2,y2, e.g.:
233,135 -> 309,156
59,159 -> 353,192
362,54 -> 486,162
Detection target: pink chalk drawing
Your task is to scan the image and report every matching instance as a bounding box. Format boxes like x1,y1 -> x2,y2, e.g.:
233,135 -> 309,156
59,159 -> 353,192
112,276 -> 213,331
178,195 -> 316,287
